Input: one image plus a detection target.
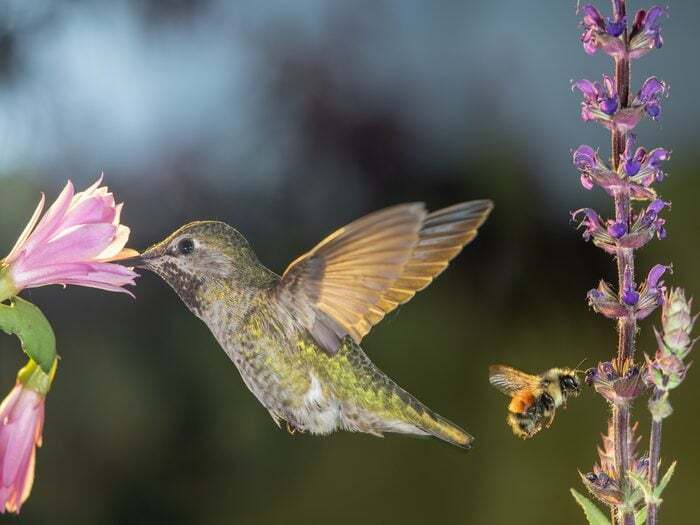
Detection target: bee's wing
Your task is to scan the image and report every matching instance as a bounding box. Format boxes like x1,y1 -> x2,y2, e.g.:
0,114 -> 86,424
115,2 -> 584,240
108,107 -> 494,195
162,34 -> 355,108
489,365 -> 540,396
276,201 -> 493,355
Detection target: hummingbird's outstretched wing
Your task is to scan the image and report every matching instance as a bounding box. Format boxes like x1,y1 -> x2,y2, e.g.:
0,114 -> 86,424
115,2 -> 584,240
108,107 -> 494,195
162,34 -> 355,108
276,200 -> 493,355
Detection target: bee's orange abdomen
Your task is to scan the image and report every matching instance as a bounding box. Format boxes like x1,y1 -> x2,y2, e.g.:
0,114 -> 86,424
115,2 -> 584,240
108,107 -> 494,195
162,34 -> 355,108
509,391 -> 535,414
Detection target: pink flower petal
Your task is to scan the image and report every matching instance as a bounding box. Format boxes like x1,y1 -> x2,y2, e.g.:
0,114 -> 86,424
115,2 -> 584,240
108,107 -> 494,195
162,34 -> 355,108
21,223 -> 117,267
96,225 -> 130,260
20,181 -> 75,255
4,195 -> 45,264
61,194 -> 116,229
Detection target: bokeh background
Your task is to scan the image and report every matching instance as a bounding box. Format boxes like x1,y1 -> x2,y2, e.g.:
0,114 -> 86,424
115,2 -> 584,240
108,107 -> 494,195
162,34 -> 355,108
0,1 -> 698,523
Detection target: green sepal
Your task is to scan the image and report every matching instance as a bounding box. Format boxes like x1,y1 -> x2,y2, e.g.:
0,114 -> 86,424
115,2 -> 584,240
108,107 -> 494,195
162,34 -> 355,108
17,358 -> 57,396
635,506 -> 647,525
571,488 -> 612,525
0,296 -> 57,373
649,392 -> 673,421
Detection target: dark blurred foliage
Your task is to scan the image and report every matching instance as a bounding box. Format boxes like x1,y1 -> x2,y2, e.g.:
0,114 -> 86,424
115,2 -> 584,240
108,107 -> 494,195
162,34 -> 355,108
0,1 -> 698,523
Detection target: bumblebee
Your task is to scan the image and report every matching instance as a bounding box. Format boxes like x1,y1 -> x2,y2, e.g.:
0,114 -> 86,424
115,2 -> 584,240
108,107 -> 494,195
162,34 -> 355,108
489,365 -> 581,439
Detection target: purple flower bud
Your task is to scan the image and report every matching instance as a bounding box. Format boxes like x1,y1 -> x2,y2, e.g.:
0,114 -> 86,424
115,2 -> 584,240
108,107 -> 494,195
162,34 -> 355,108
607,222 -> 627,238
623,289 -> 640,306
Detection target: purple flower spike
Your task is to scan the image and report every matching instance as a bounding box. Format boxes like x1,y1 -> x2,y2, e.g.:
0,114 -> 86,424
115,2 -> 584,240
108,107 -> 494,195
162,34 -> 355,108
629,6 -> 667,59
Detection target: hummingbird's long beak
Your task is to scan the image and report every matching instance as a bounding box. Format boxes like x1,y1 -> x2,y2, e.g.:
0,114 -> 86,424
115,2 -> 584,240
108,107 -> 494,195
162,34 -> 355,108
113,253 -> 148,268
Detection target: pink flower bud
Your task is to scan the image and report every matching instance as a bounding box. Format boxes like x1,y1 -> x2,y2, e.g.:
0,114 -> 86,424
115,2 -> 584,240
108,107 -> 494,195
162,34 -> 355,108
0,384 -> 45,513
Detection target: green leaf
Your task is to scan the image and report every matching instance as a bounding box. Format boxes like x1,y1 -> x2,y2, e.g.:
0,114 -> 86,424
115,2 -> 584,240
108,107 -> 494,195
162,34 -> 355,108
571,488 -> 612,525
628,470 -> 654,503
635,506 -> 647,525
0,297 -> 56,373
654,461 -> 676,499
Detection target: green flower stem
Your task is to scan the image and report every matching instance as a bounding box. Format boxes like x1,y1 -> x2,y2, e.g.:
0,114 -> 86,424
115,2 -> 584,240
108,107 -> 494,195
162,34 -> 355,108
17,358 -> 57,395
0,265 -> 18,303
647,390 -> 664,525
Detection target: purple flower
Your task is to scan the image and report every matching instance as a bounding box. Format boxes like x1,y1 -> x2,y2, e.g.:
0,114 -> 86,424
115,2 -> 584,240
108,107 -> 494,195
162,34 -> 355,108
572,144 -> 658,200
636,264 -> 671,320
572,208 -> 621,253
634,77 -> 668,120
587,280 -> 627,319
586,361 -> 648,406
579,4 -> 627,58
637,199 -> 670,237
621,134 -> 643,176
573,76 -> 619,122
629,6 -> 667,59
621,136 -> 670,187
573,76 -> 666,132
572,208 -> 605,242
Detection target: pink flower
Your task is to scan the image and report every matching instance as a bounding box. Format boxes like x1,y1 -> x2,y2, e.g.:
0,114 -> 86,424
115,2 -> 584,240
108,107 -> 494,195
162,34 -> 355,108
0,384 -> 45,513
1,177 -> 138,297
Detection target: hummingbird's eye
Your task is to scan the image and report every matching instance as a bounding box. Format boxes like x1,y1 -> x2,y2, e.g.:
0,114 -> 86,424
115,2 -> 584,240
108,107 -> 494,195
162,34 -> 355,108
177,238 -> 195,255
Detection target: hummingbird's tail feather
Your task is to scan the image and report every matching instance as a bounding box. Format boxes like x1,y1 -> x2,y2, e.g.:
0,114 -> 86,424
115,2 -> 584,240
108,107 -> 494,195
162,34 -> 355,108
418,410 -> 475,450
379,376 -> 475,449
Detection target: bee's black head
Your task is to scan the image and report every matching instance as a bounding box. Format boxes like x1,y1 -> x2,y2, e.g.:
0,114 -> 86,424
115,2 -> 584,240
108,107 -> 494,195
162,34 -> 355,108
560,374 -> 580,396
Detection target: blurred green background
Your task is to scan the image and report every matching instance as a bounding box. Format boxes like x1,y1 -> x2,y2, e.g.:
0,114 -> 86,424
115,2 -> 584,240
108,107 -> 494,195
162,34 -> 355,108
0,1 -> 698,523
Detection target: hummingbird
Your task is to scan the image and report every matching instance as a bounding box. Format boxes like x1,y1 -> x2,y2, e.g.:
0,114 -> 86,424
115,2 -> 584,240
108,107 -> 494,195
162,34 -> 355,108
121,200 -> 492,449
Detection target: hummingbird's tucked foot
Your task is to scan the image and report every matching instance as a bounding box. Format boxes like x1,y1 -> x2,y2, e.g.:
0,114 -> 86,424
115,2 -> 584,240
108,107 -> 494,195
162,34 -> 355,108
129,200 -> 492,449
285,422 -> 304,435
